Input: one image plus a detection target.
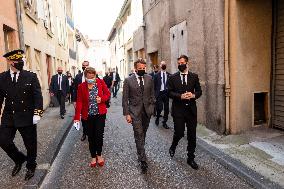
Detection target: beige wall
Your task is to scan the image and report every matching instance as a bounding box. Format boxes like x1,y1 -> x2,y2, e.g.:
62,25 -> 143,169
22,0 -> 70,109
229,0 -> 272,133
0,0 -> 20,72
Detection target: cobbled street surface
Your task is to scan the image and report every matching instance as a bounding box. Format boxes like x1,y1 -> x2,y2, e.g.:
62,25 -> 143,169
41,95 -> 253,189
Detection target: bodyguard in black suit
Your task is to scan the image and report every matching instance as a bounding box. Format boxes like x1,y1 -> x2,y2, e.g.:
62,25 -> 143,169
49,67 -> 69,119
0,49 -> 43,180
72,61 -> 89,141
168,55 -> 202,170
110,68 -> 121,98
154,61 -> 171,129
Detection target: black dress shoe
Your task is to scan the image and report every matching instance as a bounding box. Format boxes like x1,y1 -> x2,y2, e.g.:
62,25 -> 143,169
187,159 -> 199,170
61,115 -> 64,119
169,146 -> 176,158
141,161 -> 148,174
25,169 -> 35,180
12,163 -> 23,176
162,123 -> 169,129
81,134 -> 86,141
155,118 -> 159,126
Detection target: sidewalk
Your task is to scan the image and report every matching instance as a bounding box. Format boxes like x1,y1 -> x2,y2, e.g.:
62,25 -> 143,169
0,104 -> 74,189
197,125 -> 284,188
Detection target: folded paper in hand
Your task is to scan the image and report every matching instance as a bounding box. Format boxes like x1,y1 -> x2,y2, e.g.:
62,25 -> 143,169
73,122 -> 80,131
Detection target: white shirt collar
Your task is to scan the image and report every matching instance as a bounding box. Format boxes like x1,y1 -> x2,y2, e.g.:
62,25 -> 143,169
10,68 -> 20,75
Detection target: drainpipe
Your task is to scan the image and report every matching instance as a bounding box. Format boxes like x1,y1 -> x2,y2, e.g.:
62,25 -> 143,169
15,0 -> 25,49
224,0 -> 231,134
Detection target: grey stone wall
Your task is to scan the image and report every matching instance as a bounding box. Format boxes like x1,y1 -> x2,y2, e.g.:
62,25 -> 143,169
142,0 -> 226,133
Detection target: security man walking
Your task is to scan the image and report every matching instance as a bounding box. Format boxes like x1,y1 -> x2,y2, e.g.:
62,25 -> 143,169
0,49 -> 43,180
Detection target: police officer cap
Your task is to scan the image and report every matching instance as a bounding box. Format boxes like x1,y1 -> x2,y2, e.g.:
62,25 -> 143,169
3,49 -> 25,61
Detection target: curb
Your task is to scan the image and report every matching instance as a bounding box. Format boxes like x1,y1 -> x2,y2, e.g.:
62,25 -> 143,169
197,138 -> 284,189
163,118 -> 283,189
23,114 -> 74,189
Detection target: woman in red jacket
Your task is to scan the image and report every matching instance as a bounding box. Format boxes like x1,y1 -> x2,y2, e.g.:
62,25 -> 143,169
74,67 -> 110,167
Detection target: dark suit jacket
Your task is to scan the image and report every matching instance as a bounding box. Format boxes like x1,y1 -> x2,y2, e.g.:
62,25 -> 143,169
0,70 -> 43,127
49,74 -> 69,97
111,72 -> 121,83
72,72 -> 84,102
167,71 -> 202,117
154,71 -> 171,97
122,74 -> 155,118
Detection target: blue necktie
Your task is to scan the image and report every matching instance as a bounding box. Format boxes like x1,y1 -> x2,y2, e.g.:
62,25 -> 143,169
163,72 -> 166,90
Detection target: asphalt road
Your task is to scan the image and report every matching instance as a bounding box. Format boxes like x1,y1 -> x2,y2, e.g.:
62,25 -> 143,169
41,97 -> 253,189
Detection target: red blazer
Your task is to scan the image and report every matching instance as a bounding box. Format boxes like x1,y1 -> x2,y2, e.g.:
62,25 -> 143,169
74,78 -> 110,121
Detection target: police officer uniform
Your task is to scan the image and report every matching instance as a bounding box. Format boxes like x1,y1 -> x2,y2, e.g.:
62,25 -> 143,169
0,49 -> 43,180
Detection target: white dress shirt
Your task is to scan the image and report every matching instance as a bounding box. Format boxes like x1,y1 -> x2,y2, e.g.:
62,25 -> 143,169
10,69 -> 20,82
180,72 -> 188,85
58,74 -> 63,90
82,74 -> 85,83
113,72 -> 117,82
160,71 -> 167,91
134,72 -> 144,86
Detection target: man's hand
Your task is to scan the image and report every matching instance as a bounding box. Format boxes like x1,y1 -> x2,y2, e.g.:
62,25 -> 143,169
126,115 -> 132,124
181,93 -> 190,100
96,96 -> 102,104
50,92 -> 54,97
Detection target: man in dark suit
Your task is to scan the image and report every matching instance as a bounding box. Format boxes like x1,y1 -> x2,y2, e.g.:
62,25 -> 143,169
154,61 -> 171,129
103,71 -> 113,108
72,60 -> 89,141
111,68 -> 121,98
0,49 -> 43,180
49,66 -> 69,119
122,59 -> 155,173
168,55 -> 202,170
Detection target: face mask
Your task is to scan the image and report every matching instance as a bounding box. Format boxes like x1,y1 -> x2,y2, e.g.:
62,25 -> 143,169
58,71 -> 63,75
137,70 -> 146,76
13,60 -> 24,71
161,65 -> 167,70
178,64 -> 187,72
82,67 -> 86,71
87,79 -> 95,84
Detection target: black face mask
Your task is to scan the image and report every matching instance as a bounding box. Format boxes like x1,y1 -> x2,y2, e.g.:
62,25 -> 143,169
13,60 -> 24,71
178,64 -> 187,72
58,72 -> 63,75
161,65 -> 167,70
137,70 -> 146,76
82,67 -> 86,71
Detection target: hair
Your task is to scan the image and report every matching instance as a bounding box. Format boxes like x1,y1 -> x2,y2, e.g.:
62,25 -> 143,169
177,55 -> 189,62
153,64 -> 159,69
84,67 -> 96,77
134,58 -> 146,68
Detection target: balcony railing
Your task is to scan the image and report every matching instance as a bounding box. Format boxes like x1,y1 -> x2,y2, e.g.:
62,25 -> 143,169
66,15 -> 74,30
69,49 -> 77,60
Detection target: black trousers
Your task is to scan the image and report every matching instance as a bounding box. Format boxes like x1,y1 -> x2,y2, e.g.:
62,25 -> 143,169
87,114 -> 106,157
112,82 -> 119,97
0,125 -> 37,170
172,107 -> 197,161
156,90 -> 169,123
56,90 -> 66,115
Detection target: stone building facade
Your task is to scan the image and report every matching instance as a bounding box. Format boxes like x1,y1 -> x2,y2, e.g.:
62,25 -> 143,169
20,0 -> 76,109
139,0 -> 284,134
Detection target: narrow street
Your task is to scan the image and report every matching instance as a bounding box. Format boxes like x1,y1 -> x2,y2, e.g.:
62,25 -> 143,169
41,94 -> 253,189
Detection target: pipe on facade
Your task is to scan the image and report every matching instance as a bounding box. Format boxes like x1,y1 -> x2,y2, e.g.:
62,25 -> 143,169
224,0 -> 231,134
15,0 -> 25,49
